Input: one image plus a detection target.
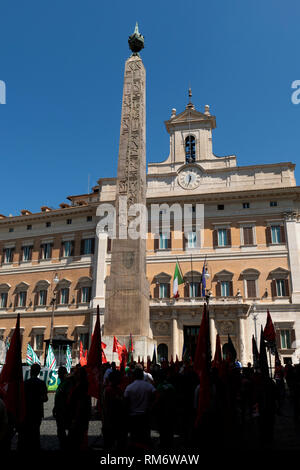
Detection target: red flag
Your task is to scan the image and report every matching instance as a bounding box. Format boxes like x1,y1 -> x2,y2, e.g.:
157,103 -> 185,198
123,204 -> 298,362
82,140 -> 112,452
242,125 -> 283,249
79,341 -> 87,366
193,304 -> 211,426
212,334 -> 222,371
113,336 -> 123,362
120,345 -> 128,375
263,310 -> 276,354
0,314 -> 25,426
101,341 -> 107,364
87,306 -> 102,399
146,355 -> 151,373
170,355 -> 174,365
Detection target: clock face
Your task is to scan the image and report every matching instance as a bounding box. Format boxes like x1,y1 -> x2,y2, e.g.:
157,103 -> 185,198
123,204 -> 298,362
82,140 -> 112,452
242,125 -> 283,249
178,167 -> 202,189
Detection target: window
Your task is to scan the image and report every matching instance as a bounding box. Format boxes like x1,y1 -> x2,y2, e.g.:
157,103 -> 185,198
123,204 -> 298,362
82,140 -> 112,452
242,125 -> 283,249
271,226 -> 281,244
220,281 -> 230,297
9,228 -> 14,233
4,248 -> 14,263
0,293 -> 8,308
18,291 -> 27,307
243,227 -> 254,245
246,279 -> 256,298
27,225 -> 32,230
189,282 -> 200,297
22,245 -> 32,262
81,287 -> 91,303
39,290 -> 47,306
66,219 -> 72,225
218,229 -> 227,246
159,283 -> 169,299
87,216 -> 92,222
81,238 -> 95,255
34,334 -> 44,352
270,201 -> 278,207
243,202 -> 250,209
62,241 -> 74,257
159,232 -> 168,250
187,231 -> 197,249
80,332 -> 89,350
217,205 -> 224,210
280,330 -> 291,349
185,135 -> 195,163
46,222 -> 51,228
40,243 -> 52,260
59,288 -> 69,305
276,279 -> 286,297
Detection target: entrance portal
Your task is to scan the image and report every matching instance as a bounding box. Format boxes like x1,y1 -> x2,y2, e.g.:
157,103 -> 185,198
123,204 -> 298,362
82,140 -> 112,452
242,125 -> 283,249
183,325 -> 200,361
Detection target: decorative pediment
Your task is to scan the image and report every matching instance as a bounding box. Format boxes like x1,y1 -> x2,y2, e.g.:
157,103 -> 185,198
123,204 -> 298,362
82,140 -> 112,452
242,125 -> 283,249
214,270 -> 234,281
0,283 -> 10,293
240,269 -> 260,280
269,267 -> 290,280
153,272 -> 172,284
14,282 -> 29,292
75,276 -> 93,289
184,271 -> 202,283
34,280 -> 50,292
55,278 -> 71,289
165,108 -> 216,133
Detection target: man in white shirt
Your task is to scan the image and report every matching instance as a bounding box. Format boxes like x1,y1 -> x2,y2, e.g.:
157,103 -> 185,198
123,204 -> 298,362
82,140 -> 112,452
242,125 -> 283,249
124,365 -> 156,447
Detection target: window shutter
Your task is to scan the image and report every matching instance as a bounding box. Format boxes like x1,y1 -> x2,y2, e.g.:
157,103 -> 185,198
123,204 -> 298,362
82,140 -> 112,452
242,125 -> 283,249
167,234 -> 172,250
226,229 -> 232,246
247,279 -> 256,298
243,227 -> 249,246
66,289 -> 69,305
50,243 -> 53,258
280,225 -> 286,244
154,284 -> 159,298
266,226 -> 271,244
80,239 -> 84,255
216,282 -> 221,297
184,283 -> 189,298
291,329 -> 296,348
77,289 -> 81,305
60,242 -> 64,258
154,237 -> 159,251
166,283 -> 170,298
271,279 -> 277,297
91,238 -> 95,254
34,292 -> 38,306
213,230 -> 218,247
275,330 -> 281,349
14,293 -> 18,308
70,241 -> 74,256
284,279 -> 290,297
24,292 -> 27,306
229,281 -> 233,296
39,244 -> 43,259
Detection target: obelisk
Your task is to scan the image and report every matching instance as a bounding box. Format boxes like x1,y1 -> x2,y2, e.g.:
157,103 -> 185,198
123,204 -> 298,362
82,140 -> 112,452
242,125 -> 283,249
103,25 -> 154,359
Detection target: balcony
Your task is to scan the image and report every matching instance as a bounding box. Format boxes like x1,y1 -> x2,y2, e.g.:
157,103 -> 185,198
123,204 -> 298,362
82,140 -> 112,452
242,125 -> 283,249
150,295 -> 244,307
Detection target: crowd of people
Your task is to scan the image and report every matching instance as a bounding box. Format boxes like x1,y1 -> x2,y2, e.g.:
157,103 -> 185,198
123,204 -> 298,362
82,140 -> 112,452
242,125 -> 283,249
1,357 -> 300,453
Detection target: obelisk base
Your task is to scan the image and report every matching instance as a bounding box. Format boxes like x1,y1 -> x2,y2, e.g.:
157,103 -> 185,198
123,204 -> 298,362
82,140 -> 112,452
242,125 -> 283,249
102,335 -> 157,364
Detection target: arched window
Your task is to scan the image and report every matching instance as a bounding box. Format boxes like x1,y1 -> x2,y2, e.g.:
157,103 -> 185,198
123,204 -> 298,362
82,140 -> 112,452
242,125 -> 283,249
185,135 -> 195,163
157,343 -> 168,363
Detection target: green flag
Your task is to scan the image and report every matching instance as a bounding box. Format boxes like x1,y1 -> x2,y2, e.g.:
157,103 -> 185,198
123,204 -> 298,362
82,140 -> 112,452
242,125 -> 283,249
173,261 -> 184,298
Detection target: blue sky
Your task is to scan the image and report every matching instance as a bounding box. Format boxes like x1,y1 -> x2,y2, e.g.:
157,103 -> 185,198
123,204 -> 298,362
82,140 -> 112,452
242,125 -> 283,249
0,0 -> 299,215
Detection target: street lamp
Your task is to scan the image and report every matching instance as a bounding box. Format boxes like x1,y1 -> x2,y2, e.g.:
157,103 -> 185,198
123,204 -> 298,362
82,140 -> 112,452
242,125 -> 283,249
251,303 -> 258,343
49,273 -> 59,346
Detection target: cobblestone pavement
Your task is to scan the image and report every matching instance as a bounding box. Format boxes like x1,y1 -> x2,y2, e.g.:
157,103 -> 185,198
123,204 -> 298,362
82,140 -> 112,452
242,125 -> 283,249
11,391 -> 300,452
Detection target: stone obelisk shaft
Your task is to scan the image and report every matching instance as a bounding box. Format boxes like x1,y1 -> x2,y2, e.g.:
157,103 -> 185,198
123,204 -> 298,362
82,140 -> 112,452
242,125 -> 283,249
104,54 -> 150,338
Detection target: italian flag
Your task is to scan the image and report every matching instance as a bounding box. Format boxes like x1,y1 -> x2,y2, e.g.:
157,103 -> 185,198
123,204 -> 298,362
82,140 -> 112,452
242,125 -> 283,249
173,261 -> 184,298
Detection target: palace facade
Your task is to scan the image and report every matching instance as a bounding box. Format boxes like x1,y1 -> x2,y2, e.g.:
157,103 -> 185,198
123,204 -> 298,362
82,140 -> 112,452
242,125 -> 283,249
1,97 -> 300,366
